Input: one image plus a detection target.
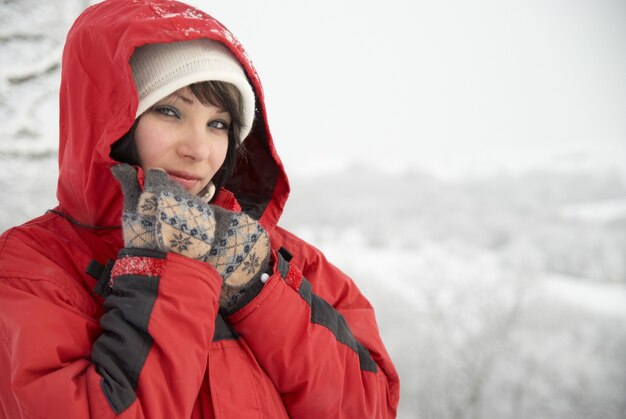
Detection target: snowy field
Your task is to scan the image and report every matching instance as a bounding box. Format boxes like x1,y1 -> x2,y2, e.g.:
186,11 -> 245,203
2,1 -> 626,418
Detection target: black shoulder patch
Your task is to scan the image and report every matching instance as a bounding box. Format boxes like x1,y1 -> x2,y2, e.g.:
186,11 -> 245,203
276,249 -> 378,373
308,282 -> 378,373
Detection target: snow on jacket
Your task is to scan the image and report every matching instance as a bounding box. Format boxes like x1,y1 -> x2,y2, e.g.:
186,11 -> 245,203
0,0 -> 400,418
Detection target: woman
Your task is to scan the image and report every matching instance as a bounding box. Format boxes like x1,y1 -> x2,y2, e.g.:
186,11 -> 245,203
0,0 -> 399,417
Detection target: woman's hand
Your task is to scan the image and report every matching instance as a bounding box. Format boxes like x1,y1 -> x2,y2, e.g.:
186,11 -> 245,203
112,163 -> 216,258
112,163 -> 270,310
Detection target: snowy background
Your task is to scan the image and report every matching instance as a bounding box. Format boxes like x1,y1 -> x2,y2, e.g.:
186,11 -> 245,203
1,1 -> 625,418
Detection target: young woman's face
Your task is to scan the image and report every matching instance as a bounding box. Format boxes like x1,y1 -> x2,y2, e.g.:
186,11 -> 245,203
135,86 -> 231,195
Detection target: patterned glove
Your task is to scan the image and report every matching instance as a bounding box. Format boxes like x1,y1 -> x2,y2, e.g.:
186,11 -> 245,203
111,163 -> 161,250
112,164 -> 270,312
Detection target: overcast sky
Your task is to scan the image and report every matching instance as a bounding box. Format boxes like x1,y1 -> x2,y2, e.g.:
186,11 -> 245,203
196,0 -> 625,178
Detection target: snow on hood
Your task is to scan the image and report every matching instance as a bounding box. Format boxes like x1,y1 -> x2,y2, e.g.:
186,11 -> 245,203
56,0 -> 289,231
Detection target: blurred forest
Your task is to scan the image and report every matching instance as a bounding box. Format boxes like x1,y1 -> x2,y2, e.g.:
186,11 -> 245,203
1,1 -> 626,418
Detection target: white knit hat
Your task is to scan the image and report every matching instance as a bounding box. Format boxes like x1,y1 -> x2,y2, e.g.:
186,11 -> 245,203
130,39 -> 255,142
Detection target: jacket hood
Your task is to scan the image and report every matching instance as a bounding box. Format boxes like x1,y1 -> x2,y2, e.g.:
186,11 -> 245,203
57,0 -> 289,232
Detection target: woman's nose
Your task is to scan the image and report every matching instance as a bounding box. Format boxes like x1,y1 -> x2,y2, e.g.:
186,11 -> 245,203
177,124 -> 210,161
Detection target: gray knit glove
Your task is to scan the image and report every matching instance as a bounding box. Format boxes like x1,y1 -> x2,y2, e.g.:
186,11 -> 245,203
111,164 -> 161,250
112,164 -> 270,311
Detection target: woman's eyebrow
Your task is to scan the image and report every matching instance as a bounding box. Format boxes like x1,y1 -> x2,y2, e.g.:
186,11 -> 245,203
171,91 -> 194,104
171,91 -> 229,114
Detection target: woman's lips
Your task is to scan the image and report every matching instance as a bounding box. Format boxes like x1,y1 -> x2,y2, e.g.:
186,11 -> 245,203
167,171 -> 201,190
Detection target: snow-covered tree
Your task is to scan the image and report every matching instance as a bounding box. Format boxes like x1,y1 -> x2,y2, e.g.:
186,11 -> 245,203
0,0 -> 92,156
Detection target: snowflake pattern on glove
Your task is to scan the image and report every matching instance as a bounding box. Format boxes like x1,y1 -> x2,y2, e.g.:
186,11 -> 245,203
243,252 -> 260,275
170,233 -> 192,252
140,196 -> 158,213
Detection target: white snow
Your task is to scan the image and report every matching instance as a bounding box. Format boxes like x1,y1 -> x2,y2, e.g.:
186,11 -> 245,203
560,197 -> 626,225
540,273 -> 626,317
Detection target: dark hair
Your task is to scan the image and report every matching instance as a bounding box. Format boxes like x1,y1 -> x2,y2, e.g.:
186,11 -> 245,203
110,80 -> 247,194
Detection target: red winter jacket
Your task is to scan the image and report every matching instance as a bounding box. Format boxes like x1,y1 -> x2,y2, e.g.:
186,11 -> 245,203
0,1 -> 399,418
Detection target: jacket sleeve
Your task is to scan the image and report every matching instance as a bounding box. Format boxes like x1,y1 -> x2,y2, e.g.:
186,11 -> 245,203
0,246 -> 222,419
227,227 -> 400,418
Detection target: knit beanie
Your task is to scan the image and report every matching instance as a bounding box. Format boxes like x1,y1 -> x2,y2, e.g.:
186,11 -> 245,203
130,39 -> 255,143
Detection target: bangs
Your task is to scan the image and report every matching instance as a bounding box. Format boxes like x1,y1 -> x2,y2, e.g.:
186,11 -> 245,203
189,81 -> 243,123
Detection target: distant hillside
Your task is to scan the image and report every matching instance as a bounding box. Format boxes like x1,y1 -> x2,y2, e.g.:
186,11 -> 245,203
281,165 -> 626,282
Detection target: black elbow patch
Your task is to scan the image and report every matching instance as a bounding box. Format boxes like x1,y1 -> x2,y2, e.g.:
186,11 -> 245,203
91,264 -> 161,413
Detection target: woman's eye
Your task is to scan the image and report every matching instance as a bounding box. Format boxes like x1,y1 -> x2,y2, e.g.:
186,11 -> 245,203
154,106 -> 179,118
209,120 -> 230,130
